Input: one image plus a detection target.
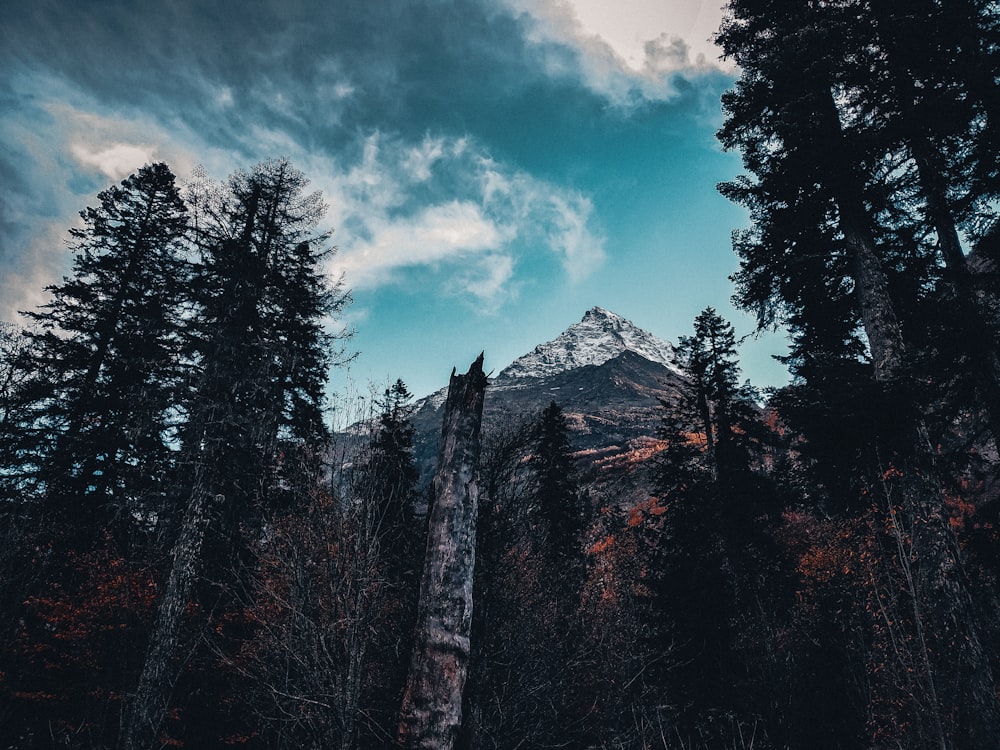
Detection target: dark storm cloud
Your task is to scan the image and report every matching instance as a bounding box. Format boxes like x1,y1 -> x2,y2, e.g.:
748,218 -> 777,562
2,0 -> 725,164
2,0 -> 542,155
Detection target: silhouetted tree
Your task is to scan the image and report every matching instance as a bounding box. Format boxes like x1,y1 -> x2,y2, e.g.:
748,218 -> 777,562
121,159 -> 348,750
351,379 -> 423,744
717,2 -> 1000,745
652,308 -> 783,743
531,401 -> 585,569
2,163 -> 189,541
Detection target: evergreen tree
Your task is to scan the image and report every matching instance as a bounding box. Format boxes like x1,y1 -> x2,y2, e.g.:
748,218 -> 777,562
718,0 -> 1000,447
652,308 -> 783,740
351,379 -> 422,744
2,163 -> 189,540
121,159 -> 348,750
716,2 -> 1000,745
360,379 -> 420,560
178,157 -> 347,552
531,401 -> 584,568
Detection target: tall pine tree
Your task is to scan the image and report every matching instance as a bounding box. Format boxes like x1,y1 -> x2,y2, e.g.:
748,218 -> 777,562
716,2 -> 1000,745
2,163 -> 189,542
531,401 -> 584,569
121,158 -> 348,750
652,308 -> 778,736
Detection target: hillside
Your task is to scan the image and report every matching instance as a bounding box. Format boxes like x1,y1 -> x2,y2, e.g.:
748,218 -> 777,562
408,307 -> 686,498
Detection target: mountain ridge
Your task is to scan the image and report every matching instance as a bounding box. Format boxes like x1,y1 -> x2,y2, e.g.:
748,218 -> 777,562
494,306 -> 682,385
408,308 -> 686,501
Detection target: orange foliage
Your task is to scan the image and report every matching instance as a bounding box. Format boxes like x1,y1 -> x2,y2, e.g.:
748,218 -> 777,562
683,431 -> 708,447
881,465 -> 904,481
626,497 -> 667,528
778,510 -> 860,588
944,493 -> 983,531
587,438 -> 670,474
2,537 -> 160,746
588,534 -> 615,555
16,545 -> 158,678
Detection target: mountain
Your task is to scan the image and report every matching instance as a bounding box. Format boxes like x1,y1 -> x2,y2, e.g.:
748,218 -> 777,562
494,306 -> 683,383
408,307 -> 687,500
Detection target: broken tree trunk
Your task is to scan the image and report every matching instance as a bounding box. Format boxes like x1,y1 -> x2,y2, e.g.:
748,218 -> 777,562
398,354 -> 488,750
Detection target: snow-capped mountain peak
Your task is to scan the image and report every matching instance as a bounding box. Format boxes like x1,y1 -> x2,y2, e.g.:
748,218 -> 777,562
495,306 -> 682,383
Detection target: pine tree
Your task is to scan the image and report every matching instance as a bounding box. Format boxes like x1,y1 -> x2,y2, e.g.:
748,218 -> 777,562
359,379 -> 420,560
178,158 -> 347,552
121,159 -> 348,750
351,379 -> 423,744
716,2 -> 1000,744
531,401 -> 584,568
652,308 -> 775,731
2,163 -> 189,540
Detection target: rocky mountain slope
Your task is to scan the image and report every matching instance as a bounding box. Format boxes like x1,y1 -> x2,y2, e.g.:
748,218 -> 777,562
409,307 -> 687,497
494,306 -> 682,383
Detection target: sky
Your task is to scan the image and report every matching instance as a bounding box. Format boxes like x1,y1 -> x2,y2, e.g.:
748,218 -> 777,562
0,0 -> 789,401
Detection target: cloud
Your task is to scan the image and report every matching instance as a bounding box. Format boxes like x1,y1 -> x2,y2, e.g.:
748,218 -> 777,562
0,0 -> 727,321
449,253 -> 517,311
505,0 -> 730,104
324,133 -> 605,306
0,86 -> 208,322
334,200 -> 506,288
402,136 -> 450,182
70,142 -> 158,180
544,193 -> 605,281
1,61 -> 607,319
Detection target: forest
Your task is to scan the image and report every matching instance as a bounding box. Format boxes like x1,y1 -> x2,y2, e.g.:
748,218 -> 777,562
1,0 -> 999,748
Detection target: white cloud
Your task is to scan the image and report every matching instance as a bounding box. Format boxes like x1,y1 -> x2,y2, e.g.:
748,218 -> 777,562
545,193 -> 605,281
452,254 -> 516,309
0,93 -> 204,324
70,142 -> 157,179
45,101 -> 201,178
402,136 -> 447,182
4,79 -> 604,318
322,133 -> 605,307
566,0 -> 724,71
335,200 -> 506,289
505,0 -> 731,103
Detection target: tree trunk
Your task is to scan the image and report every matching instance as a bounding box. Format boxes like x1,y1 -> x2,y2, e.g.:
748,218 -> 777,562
871,0 -> 1000,449
398,354 -> 488,750
119,475 -> 217,750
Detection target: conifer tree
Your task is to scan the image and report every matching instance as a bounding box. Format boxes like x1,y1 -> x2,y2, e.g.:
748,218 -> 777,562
716,2 -> 1000,745
653,308 -> 773,731
531,401 -> 584,569
178,158 -> 346,552
121,159 -> 348,750
1,163 -> 189,539
352,379 -> 422,742
360,379 -> 420,559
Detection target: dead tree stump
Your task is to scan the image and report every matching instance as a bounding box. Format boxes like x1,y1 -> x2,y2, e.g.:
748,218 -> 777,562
398,354 -> 488,750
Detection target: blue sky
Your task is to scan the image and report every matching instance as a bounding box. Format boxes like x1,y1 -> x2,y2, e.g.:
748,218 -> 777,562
0,0 -> 789,400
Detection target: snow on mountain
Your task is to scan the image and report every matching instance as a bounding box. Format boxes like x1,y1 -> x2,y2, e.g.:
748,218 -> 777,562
495,306 -> 682,385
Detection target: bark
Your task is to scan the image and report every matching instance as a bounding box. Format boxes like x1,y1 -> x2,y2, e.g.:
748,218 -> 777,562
119,475 -> 217,750
817,85 -> 907,385
398,354 -> 488,750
